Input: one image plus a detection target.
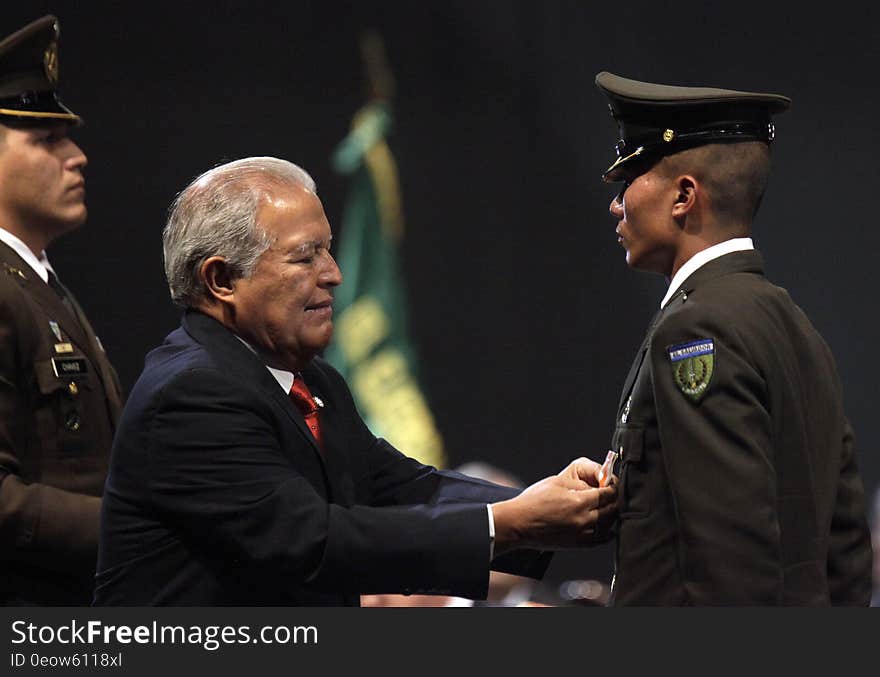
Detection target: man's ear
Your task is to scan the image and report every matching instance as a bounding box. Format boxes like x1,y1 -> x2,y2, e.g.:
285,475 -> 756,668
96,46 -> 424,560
671,175 -> 698,218
200,256 -> 236,303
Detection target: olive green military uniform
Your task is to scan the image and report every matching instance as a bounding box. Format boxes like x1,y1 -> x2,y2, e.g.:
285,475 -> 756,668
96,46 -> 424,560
609,250 -> 872,605
595,72 -> 873,605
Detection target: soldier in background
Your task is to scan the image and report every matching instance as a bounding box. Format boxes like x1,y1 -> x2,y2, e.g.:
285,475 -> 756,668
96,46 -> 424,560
0,15 -> 123,605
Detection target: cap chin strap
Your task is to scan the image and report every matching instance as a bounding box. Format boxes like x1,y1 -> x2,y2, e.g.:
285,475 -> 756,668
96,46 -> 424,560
0,107 -> 79,121
0,90 -> 81,123
602,147 -> 645,181
655,121 -> 775,147
603,121 -> 774,181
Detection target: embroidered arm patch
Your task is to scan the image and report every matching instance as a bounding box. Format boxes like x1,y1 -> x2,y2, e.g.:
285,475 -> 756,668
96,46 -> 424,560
667,339 -> 714,401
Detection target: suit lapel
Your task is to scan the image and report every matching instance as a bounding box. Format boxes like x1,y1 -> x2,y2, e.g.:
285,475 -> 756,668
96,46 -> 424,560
301,364 -> 353,506
263,373 -> 322,458
182,311 -> 333,484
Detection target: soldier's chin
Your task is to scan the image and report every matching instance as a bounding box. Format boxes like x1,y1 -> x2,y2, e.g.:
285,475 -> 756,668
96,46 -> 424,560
61,205 -> 88,230
46,211 -> 87,240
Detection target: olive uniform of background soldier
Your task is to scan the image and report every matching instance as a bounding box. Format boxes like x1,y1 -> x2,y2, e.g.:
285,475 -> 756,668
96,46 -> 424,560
0,16 -> 123,605
596,72 -> 872,605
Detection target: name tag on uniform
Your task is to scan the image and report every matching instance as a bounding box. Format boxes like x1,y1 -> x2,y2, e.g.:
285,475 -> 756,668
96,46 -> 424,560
54,342 -> 74,354
51,357 -> 89,378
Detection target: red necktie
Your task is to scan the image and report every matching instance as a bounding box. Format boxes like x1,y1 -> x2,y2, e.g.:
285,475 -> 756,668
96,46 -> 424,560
290,377 -> 322,449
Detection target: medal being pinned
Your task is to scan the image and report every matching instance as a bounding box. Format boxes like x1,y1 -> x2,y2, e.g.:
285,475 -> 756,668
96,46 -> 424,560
667,339 -> 714,402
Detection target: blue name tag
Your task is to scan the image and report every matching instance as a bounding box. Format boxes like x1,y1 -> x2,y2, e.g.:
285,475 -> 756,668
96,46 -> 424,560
667,339 -> 714,362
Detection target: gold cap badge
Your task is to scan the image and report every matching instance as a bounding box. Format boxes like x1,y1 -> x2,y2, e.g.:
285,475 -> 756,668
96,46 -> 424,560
43,40 -> 59,85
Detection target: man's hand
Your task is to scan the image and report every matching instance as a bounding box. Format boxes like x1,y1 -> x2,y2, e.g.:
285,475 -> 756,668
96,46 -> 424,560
490,457 -> 618,555
559,455 -> 616,488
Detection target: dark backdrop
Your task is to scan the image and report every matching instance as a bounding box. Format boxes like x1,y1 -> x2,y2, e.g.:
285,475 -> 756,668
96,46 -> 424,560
8,0 -> 879,590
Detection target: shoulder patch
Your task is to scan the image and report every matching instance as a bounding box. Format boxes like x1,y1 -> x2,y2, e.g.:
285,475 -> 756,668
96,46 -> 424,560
667,339 -> 714,401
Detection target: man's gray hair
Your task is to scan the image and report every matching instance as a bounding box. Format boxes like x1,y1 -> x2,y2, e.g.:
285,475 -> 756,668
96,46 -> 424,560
163,156 -> 316,307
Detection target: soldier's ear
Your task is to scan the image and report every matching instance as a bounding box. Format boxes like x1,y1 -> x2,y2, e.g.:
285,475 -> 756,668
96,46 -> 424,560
671,175 -> 697,218
200,256 -> 236,303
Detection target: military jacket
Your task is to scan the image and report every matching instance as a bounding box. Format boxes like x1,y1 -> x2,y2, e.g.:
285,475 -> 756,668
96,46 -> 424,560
0,241 -> 122,604
610,250 -> 872,605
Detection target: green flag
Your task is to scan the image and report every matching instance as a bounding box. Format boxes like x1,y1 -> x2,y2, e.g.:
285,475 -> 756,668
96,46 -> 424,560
325,100 -> 446,468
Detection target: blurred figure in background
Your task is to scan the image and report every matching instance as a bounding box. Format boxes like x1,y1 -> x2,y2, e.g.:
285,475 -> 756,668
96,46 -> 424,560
454,462 -> 542,606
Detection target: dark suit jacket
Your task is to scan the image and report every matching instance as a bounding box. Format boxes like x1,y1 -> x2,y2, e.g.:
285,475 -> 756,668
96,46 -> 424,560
610,250 -> 872,605
95,310 -> 548,605
0,241 -> 123,605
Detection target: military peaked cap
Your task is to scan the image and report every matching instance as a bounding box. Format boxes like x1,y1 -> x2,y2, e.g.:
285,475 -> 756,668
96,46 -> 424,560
0,15 -> 81,125
595,71 -> 790,181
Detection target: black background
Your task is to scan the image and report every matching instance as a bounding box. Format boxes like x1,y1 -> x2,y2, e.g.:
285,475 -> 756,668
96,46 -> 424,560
6,0 -> 879,590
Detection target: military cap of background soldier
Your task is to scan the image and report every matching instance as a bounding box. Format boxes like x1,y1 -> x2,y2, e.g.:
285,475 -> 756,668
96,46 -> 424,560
594,71 -> 790,182
0,14 -> 81,126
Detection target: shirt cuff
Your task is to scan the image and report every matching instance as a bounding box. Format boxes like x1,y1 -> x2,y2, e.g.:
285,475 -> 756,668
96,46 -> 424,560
487,503 -> 496,561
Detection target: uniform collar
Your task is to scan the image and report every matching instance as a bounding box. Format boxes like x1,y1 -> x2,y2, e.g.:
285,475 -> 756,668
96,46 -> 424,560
0,226 -> 56,284
660,237 -> 754,309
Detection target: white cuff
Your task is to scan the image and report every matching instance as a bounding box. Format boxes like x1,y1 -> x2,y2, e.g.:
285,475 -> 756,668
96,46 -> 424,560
487,504 -> 496,561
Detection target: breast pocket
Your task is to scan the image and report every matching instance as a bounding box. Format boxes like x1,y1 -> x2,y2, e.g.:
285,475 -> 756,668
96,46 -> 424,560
34,358 -> 92,455
612,424 -> 650,519
33,359 -> 67,456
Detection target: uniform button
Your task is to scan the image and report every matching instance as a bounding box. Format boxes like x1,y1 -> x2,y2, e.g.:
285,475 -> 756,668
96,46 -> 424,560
64,412 -> 80,431
68,381 -> 78,396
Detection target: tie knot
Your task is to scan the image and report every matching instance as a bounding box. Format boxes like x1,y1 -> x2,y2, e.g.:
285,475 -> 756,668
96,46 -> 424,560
289,378 -> 318,416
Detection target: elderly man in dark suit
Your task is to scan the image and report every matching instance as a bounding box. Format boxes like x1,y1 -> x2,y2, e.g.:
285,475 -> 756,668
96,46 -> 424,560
0,16 -> 123,605
94,156 -> 617,605
595,71 -> 872,605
